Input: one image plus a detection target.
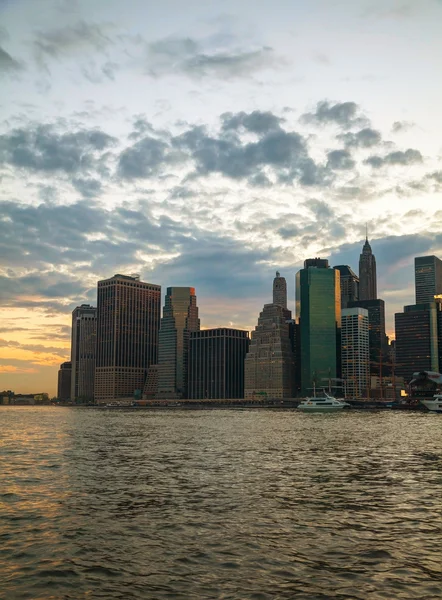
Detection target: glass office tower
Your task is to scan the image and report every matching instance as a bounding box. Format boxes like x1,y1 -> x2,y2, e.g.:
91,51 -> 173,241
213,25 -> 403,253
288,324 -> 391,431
296,259 -> 341,396
415,255 -> 442,304
157,287 -> 200,399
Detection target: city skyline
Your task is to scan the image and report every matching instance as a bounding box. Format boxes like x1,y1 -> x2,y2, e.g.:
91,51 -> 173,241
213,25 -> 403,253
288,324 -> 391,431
1,0 -> 442,395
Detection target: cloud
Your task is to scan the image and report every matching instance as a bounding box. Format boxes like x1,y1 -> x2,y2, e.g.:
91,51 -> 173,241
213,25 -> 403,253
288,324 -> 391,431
326,149 -> 356,170
34,20 -> 113,66
221,111 -> 284,134
427,171 -> 442,184
301,101 -> 368,129
118,136 -> 181,179
364,148 -> 423,168
392,120 -> 415,133
146,36 -> 277,79
0,365 -> 38,374
0,123 -> 116,175
72,177 -> 102,198
0,45 -> 23,73
337,128 -> 382,148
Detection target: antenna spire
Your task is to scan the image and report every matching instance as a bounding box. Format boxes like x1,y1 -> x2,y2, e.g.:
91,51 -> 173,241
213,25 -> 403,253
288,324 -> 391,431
365,223 -> 368,241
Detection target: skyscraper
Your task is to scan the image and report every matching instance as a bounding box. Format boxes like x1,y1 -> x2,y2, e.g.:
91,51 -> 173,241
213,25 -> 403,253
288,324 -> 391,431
341,307 -> 369,397
95,274 -> 161,403
156,287 -> 200,399
415,255 -> 442,304
58,361 -> 72,401
348,299 -> 388,376
333,265 -> 359,308
395,302 -> 440,382
273,271 -> 287,308
359,236 -> 377,301
296,258 -> 341,395
188,328 -> 249,399
70,304 -> 97,402
245,272 -> 295,399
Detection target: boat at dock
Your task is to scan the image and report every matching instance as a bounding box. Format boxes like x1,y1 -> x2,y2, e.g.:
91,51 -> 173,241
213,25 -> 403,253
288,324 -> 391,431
420,393 -> 442,413
297,390 -> 350,412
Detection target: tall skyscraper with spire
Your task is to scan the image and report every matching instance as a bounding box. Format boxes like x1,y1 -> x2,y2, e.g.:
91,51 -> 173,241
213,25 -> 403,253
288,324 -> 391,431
359,232 -> 377,301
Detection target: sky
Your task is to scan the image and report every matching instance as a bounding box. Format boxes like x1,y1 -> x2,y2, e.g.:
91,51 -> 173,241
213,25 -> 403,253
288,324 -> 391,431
1,0 -> 442,396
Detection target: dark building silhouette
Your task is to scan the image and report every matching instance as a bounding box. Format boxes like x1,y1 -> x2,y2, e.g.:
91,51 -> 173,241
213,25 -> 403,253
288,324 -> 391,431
58,361 -> 72,400
395,302 -> 441,382
348,299 -> 388,376
415,255 -> 442,304
157,287 -> 200,399
297,259 -> 341,395
359,236 -> 377,301
245,273 -> 295,399
188,328 -> 249,399
71,304 -> 97,402
333,265 -> 359,308
95,274 -> 161,403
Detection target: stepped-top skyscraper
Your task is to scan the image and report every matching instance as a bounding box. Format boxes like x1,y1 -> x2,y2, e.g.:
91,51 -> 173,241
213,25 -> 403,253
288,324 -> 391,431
359,235 -> 377,301
244,272 -> 295,399
156,287 -> 200,399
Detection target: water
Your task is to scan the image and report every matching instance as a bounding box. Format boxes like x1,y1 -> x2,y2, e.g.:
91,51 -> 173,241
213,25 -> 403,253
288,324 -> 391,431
1,407 -> 441,600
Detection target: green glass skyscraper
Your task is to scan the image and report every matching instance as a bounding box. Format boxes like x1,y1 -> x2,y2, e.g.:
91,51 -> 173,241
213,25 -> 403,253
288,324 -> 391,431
296,259 -> 341,396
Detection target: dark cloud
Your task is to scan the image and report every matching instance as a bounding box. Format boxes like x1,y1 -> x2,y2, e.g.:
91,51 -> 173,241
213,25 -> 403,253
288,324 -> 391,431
172,122 -> 326,185
72,177 -> 102,198
301,101 -> 368,129
0,45 -> 23,73
221,111 -> 284,134
118,136 -> 181,179
146,36 -> 277,79
326,149 -> 355,170
117,112 -> 327,185
364,148 -> 423,168
0,123 -> 116,175
337,128 -> 382,148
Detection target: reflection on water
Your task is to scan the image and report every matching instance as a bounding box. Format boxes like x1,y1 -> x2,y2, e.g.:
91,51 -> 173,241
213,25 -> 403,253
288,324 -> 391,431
1,407 -> 442,599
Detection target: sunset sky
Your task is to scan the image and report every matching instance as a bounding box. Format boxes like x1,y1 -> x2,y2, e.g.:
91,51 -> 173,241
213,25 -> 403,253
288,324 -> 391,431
1,0 -> 442,396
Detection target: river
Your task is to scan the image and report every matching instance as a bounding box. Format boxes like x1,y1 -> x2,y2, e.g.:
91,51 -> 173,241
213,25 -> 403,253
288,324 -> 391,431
1,407 -> 441,599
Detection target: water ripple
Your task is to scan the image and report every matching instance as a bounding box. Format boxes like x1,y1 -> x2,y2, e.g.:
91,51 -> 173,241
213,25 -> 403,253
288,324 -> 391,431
0,407 -> 441,599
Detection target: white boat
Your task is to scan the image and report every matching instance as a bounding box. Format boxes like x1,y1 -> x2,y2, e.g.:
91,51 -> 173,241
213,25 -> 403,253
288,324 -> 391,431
421,393 -> 442,413
298,390 -> 350,412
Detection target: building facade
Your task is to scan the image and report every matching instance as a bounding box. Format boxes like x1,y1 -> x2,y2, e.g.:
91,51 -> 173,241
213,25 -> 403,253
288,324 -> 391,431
244,304 -> 295,399
395,302 -> 440,382
188,328 -> 250,399
156,287 -> 200,399
333,265 -> 359,308
94,274 -> 161,403
348,298 -> 388,376
296,259 -> 341,396
359,237 -> 377,301
245,272 -> 295,399
70,304 -> 97,402
58,361 -> 72,401
341,307 -> 369,397
415,255 -> 442,304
